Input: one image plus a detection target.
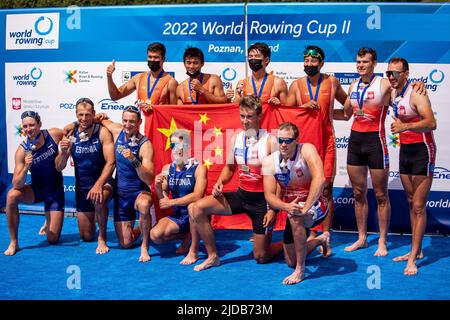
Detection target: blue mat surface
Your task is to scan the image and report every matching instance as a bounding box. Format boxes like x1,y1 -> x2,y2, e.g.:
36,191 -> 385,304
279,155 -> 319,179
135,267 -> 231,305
1,214 -> 449,300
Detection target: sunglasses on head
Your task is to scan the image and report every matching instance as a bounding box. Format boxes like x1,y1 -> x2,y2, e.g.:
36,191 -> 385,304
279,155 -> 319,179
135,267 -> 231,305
124,105 -> 140,113
386,70 -> 406,79
278,137 -> 296,145
21,110 -> 40,121
303,48 -> 322,61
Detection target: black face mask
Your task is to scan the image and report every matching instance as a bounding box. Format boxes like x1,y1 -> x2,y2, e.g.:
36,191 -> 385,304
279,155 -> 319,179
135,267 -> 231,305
186,70 -> 201,78
248,59 -> 264,72
304,65 -> 319,77
147,60 -> 161,72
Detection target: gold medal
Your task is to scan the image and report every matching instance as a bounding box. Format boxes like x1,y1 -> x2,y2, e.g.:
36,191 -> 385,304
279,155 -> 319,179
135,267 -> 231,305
241,165 -> 250,172
356,109 -> 364,116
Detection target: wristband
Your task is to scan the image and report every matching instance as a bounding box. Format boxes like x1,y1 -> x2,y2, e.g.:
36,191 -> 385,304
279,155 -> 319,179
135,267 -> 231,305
131,157 -> 141,169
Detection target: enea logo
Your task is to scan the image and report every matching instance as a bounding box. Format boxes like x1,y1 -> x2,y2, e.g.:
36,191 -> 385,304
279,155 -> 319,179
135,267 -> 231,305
6,13 -> 59,50
12,98 -> 22,110
388,134 -> 400,148
433,167 -> 450,180
97,99 -> 127,111
12,67 -> 43,87
335,136 -> 350,149
64,70 -> 78,84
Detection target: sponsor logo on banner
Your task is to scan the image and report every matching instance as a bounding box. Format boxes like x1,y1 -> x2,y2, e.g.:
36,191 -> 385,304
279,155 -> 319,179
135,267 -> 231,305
335,136 -> 349,149
433,167 -> 450,180
331,72 -> 383,86
220,67 -> 237,89
97,98 -> 127,111
15,99 -> 50,110
60,102 -> 76,110
6,13 -> 59,50
335,196 -> 355,205
410,70 -> 445,93
388,134 -> 400,148
64,69 -> 104,84
12,98 -> 22,110
12,67 -> 43,87
15,124 -> 26,137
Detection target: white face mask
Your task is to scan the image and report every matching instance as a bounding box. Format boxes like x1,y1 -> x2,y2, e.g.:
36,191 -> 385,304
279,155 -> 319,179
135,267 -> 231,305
171,142 -> 190,165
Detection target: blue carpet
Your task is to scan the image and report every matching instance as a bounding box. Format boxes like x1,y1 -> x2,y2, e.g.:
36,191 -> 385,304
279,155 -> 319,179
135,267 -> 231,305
0,214 -> 449,300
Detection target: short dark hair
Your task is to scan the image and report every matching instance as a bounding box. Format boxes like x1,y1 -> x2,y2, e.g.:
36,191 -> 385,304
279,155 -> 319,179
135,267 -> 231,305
278,122 -> 299,140
147,42 -> 166,58
183,46 -> 204,64
388,57 -> 409,71
239,95 -> 262,115
248,42 -> 271,60
304,45 -> 325,62
357,47 -> 377,61
75,97 -> 95,112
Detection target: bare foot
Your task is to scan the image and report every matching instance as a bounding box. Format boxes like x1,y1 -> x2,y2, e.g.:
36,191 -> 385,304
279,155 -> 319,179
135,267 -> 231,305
282,269 -> 305,285
319,233 -> 332,258
307,231 -> 317,243
180,252 -> 199,265
393,251 -> 424,262
4,242 -> 19,256
194,256 -> 220,271
96,240 -> 110,255
139,247 -> 151,263
38,222 -> 47,236
374,241 -> 388,257
345,238 -> 368,252
404,260 -> 418,276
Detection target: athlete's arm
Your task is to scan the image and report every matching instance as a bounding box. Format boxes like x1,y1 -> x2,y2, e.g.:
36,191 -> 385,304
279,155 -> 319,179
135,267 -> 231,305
300,143 -> 326,214
107,60 -> 138,100
333,83 -> 354,121
98,118 -> 123,139
12,146 -> 31,189
333,76 -> 348,106
168,164 -> 208,207
167,78 -> 179,105
391,92 -> 436,134
232,79 -> 245,104
51,128 -> 71,172
155,164 -> 170,200
274,77 -> 288,105
201,75 -> 227,104
176,83 -> 185,105
136,140 -> 155,185
285,81 -> 299,106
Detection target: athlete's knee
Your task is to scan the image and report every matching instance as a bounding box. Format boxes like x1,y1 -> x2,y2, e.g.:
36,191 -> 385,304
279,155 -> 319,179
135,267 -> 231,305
374,191 -> 389,206
253,251 -> 270,264
412,202 -> 426,216
353,188 -> 366,203
136,198 -> 153,214
6,188 -> 22,206
149,228 -> 164,244
189,202 -> 205,221
79,229 -> 95,242
120,238 -> 134,249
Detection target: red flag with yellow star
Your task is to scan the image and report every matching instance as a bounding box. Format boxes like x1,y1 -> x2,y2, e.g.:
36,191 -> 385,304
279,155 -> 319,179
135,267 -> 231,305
146,104 -> 324,231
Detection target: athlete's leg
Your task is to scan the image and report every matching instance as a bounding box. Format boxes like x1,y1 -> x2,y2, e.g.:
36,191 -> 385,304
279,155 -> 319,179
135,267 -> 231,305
95,185 -> 113,254
189,195 -> 232,271
394,174 -> 424,262
114,221 -> 136,248
370,168 -> 391,257
45,210 -> 64,244
404,175 -> 432,275
135,192 -> 153,263
180,207 -> 201,265
345,165 -> 369,252
319,181 -> 333,257
283,215 -> 307,285
4,186 -> 35,256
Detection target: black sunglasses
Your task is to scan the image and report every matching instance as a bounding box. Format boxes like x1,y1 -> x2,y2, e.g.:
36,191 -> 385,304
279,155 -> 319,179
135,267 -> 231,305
278,137 -> 296,145
385,70 -> 406,79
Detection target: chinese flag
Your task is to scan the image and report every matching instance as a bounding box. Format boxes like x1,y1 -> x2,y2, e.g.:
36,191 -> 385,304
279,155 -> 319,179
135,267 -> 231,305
145,104 -> 324,231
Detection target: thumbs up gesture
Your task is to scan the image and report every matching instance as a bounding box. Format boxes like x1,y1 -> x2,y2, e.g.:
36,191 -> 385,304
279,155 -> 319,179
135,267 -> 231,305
226,83 -> 234,101
107,59 -> 116,77
391,115 -> 406,134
